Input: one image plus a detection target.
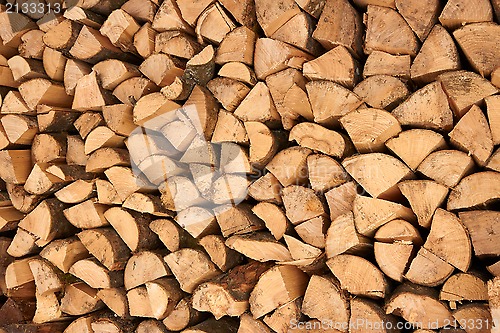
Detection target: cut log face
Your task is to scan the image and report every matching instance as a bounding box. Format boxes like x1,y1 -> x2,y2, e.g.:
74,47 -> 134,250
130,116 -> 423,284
249,265 -> 309,318
417,150 -> 474,188
439,0 -> 493,29
437,70 -> 498,118
364,5 -> 419,57
411,24 -> 460,84
386,284 -> 454,329
342,153 -> 413,200
340,108 -> 401,153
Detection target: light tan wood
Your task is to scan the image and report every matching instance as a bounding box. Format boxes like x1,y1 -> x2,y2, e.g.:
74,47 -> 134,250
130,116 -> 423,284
486,96 -> 500,146
326,212 -> 371,258
340,108 -> 401,153
306,80 -> 363,128
392,81 -> 454,131
124,250 -> 170,290
164,248 -> 220,293
405,247 -> 455,287
199,235 -> 243,272
386,129 -> 447,170
60,282 -> 104,316
438,70 -> 498,118
63,6 -> 105,29
439,0 -> 493,29
0,115 -> 38,145
69,25 -> 131,64
69,257 -> 123,289
282,185 -> 325,225
248,173 -> 283,205
226,232 -> 292,262
99,9 -> 140,53
313,0 -> 363,57
353,195 -> 416,236
249,265 -> 308,318
77,228 -> 130,271
343,153 -> 413,200
353,75 -> 409,110
215,27 -> 256,66
254,38 -> 313,80
449,105 -> 493,167
192,261 -> 271,319
18,29 -> 45,59
327,254 -> 388,298
303,46 -> 359,89
324,181 -> 358,221
386,284 -> 453,329
271,12 -> 320,55
301,275 -> 348,329
266,146 -> 312,187
64,59 -> 92,96
113,77 -> 160,106
440,272 -> 488,306
219,62 -> 257,86
410,25 -> 460,83
459,210 -> 500,258
289,122 -> 352,158
97,288 -> 129,317
207,78 -> 249,112
196,3 -> 236,45
364,5 -> 419,56
398,180 -> 448,228
448,171 -> 500,210
395,0 -> 439,41
417,150 -> 474,188
39,237 -> 89,273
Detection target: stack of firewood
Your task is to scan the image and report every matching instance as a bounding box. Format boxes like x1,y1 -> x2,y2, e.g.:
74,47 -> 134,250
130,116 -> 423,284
0,0 -> 499,332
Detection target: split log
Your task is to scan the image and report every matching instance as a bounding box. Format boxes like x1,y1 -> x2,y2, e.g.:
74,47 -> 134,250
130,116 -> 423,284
100,9 -> 140,53
313,0 -> 362,57
271,12 -> 320,55
325,212 -> 371,258
392,81 -> 454,132
215,27 -> 256,66
303,46 -> 360,89
282,185 -> 326,225
18,78 -> 72,109
69,257 -> 123,289
410,25 -> 460,83
418,150 -> 475,188
247,173 -> 283,205
353,195 -> 416,237
60,282 -> 104,316
325,181 -> 358,221
395,0 -> 439,41
307,154 -> 348,193
327,254 -> 388,298
449,104 -> 494,166
249,265 -> 308,318
398,180 -> 448,228
306,80 -> 363,128
385,129 -> 447,170
459,210 -> 500,258
289,122 -> 352,158
77,228 -> 130,271
385,284 -> 454,329
104,207 -> 160,251
342,153 -> 413,200
162,298 -> 205,331
199,235 -> 243,272
353,75 -> 409,110
437,70 -> 498,118
164,248 -> 220,293
439,0 -> 493,29
113,77 -> 160,106
225,232 -> 292,262
218,62 -> 257,86
340,108 -> 401,153
192,261 -> 272,319
266,147 -> 312,187
63,6 -> 105,29
364,5 -> 419,56
440,272 -> 488,306
96,288 -> 129,317
294,216 -> 328,249
254,38 -> 313,80
405,247 -> 455,287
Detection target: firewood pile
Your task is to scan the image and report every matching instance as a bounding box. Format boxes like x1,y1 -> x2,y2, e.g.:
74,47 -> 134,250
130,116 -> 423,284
0,0 -> 500,332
